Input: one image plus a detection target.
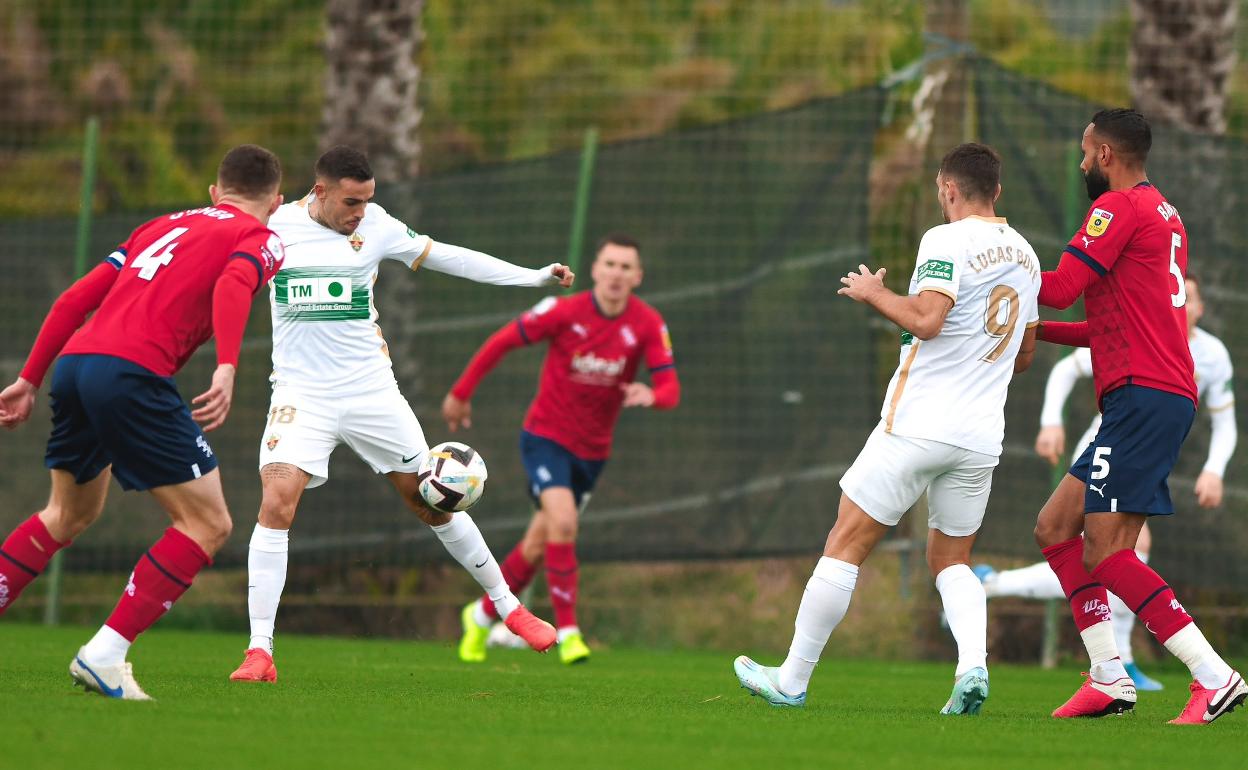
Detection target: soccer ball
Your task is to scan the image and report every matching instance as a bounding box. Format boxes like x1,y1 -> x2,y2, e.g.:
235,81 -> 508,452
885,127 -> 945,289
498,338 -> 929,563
418,441 -> 488,513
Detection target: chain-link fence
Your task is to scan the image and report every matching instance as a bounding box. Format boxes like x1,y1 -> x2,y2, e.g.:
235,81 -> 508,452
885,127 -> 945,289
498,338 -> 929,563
3,2 -> 1248,622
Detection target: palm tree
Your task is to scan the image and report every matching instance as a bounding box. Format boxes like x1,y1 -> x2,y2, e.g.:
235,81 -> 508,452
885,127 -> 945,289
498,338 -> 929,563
1129,0 -> 1237,134
322,0 -> 424,182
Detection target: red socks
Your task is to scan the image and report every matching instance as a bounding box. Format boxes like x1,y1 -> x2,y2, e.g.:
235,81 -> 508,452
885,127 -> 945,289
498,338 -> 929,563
546,543 -> 579,630
0,514 -> 68,615
481,544 -> 539,620
1041,536 -> 1111,631
105,527 -> 211,641
1092,548 -> 1193,644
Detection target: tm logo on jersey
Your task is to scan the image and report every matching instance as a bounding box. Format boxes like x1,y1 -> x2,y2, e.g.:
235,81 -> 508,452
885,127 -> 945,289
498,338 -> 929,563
1086,208 -> 1114,237
917,259 -> 953,282
275,269 -> 369,321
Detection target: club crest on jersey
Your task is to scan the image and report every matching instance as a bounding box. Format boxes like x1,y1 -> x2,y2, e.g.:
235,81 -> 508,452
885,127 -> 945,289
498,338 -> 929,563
619,324 -> 637,347
1086,208 -> 1113,237
266,434 -> 280,451
349,232 -> 365,252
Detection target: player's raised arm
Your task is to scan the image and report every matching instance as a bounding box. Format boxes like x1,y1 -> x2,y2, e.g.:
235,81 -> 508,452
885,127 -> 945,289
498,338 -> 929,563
838,264 -> 954,341
0,260 -> 122,428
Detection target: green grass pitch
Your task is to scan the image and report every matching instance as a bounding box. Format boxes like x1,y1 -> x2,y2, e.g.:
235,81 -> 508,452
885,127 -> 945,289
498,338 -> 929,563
0,623 -> 1243,769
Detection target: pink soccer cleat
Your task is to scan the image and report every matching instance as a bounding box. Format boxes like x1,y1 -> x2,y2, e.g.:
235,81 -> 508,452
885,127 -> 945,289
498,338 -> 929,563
1169,672 -> 1247,725
229,648 -> 277,683
1052,673 -> 1136,718
504,605 -> 557,653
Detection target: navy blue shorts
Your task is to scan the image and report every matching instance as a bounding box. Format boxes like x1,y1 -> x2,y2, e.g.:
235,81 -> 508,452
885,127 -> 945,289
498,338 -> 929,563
45,354 -> 218,491
519,430 -> 606,509
1069,384 -> 1195,516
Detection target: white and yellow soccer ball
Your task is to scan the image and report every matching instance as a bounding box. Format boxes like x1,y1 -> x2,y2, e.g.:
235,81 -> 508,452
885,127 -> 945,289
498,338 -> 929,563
418,441 -> 488,513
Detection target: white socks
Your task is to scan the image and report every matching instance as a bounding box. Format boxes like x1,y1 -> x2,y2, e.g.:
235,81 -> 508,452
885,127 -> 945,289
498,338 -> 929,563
431,512 -> 520,620
935,564 -> 987,676
1082,622 -> 1128,682
1164,624 -> 1235,689
82,624 -> 131,668
778,557 -> 859,697
989,561 -> 1064,600
247,524 -> 289,655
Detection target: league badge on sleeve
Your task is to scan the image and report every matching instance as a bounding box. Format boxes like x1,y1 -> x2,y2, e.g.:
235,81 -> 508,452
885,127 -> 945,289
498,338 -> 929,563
1086,208 -> 1114,237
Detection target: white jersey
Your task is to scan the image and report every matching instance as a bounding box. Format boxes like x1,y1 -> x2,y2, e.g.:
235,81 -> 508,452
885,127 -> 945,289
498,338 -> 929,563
880,216 -> 1042,456
268,195 -> 557,396
268,196 -> 431,396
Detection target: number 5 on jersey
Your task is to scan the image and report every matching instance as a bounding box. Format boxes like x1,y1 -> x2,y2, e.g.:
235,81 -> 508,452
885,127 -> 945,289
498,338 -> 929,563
130,227 -> 188,280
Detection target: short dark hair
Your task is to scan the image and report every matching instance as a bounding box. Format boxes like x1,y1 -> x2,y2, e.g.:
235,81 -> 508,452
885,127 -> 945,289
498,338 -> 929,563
315,145 -> 373,183
217,144 -> 282,198
1091,108 -> 1151,163
938,143 -> 1001,202
596,232 -> 641,257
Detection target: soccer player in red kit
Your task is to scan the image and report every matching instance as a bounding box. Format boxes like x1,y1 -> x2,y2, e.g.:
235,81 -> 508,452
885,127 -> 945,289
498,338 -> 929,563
443,234 -> 680,664
0,145 -> 285,699
1033,109 -> 1244,724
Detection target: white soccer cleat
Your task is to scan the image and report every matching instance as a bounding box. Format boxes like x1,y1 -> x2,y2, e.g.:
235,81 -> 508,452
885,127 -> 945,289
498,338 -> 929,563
733,655 -> 806,708
941,667 -> 989,715
70,648 -> 153,701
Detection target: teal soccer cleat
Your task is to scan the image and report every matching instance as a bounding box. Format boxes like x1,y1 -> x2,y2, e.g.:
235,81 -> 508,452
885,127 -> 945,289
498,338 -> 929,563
733,655 -> 806,708
1124,662 -> 1164,692
941,667 -> 989,715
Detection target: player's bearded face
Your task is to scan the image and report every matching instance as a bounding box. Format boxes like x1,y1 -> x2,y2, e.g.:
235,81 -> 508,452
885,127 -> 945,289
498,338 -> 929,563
1083,158 -> 1110,201
316,177 -> 375,234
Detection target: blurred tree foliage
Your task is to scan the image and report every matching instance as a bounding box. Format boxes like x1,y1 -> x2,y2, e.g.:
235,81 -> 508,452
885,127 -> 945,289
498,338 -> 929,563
0,0 -> 1236,217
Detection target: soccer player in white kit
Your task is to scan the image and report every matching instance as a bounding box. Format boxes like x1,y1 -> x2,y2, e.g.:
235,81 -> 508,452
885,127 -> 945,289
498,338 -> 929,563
229,146 -> 572,682
976,275 -> 1236,691
734,143 -> 1041,714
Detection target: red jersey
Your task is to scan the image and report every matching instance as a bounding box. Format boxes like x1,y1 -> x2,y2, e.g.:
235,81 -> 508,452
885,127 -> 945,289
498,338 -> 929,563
452,291 -> 677,460
1043,182 -> 1196,404
62,204 -> 283,376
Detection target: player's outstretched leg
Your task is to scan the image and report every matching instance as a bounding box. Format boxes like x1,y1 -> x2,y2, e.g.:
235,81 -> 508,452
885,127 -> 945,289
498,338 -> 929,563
428,510 -> 554,654
1089,547 -> 1243,724
461,540 -> 542,662
736,554 -> 860,707
0,514 -> 69,615
975,560 -> 1065,600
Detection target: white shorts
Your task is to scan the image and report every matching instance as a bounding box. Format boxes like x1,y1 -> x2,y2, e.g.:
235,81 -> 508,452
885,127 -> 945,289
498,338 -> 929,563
839,423 -> 998,537
258,385 -> 429,489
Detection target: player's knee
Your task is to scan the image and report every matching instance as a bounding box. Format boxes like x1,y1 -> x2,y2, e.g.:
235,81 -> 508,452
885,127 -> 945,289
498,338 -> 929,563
41,504 -> 100,541
258,494 -> 299,530
546,516 -> 577,543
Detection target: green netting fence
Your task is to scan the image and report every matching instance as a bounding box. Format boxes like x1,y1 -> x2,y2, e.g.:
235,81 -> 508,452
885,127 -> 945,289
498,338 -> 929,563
0,85 -> 885,573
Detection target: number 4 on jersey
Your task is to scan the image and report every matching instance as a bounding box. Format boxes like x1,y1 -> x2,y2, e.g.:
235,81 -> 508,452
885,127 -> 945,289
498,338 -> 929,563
129,227 -> 188,280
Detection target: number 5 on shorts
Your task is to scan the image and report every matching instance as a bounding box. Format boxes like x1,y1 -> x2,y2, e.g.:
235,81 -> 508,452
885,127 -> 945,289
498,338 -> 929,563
1090,446 -> 1112,480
